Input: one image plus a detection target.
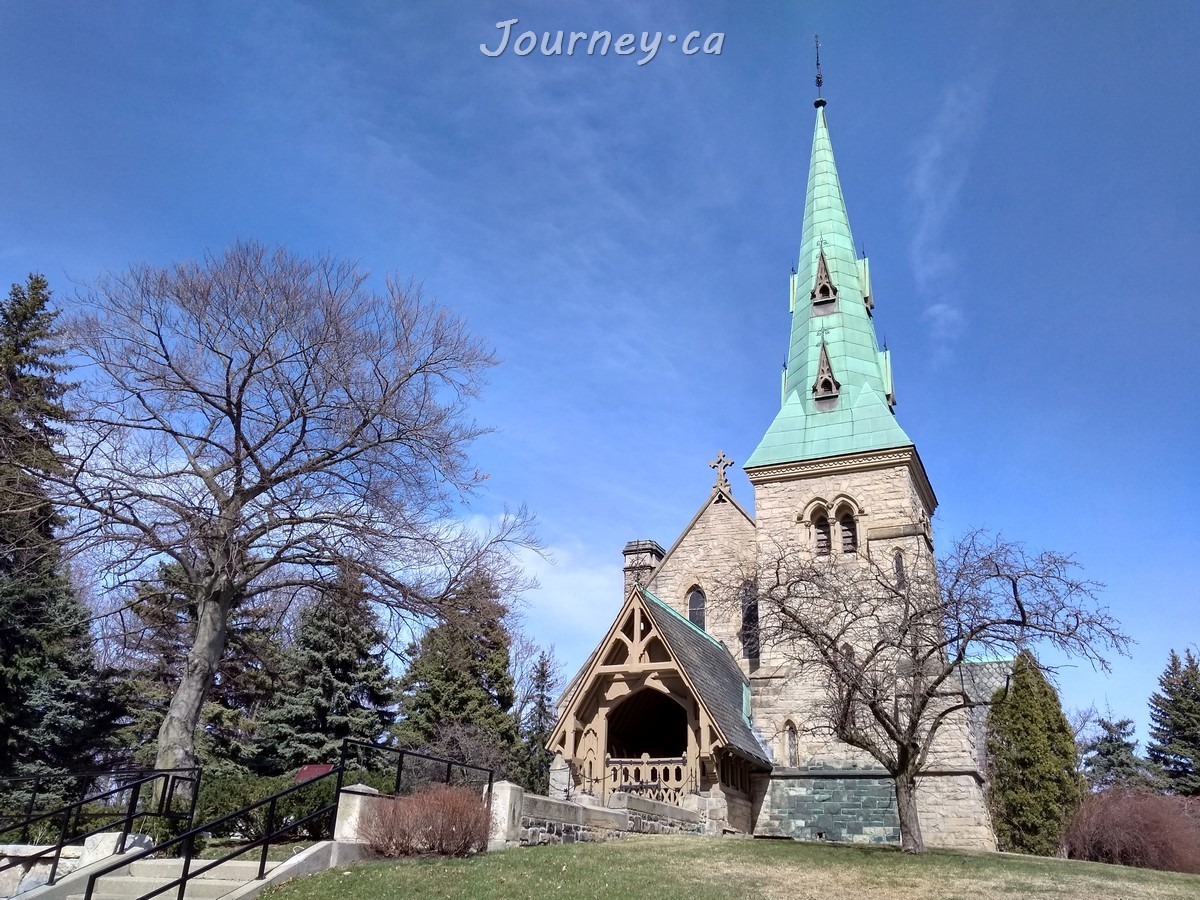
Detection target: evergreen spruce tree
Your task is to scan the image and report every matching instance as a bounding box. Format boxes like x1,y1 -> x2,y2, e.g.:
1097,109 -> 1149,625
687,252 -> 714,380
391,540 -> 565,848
985,651 -> 1085,855
1147,648 -> 1200,795
516,651 -> 558,794
253,565 -> 396,773
393,571 -> 518,775
1080,717 -> 1159,790
0,275 -> 113,800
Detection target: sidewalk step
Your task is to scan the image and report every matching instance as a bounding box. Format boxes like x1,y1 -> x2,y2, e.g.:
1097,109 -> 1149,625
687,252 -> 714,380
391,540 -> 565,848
127,858 -> 279,880
67,875 -> 245,900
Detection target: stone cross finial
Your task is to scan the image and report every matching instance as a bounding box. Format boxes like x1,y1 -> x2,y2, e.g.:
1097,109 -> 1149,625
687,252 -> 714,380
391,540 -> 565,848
710,450 -> 733,490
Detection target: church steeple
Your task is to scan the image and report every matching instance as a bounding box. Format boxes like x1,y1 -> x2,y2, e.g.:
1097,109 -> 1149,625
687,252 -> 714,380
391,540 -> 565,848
745,95 -> 911,470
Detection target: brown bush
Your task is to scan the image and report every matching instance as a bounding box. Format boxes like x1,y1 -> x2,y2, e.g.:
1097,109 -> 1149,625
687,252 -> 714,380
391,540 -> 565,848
1063,789 -> 1200,873
360,785 -> 489,857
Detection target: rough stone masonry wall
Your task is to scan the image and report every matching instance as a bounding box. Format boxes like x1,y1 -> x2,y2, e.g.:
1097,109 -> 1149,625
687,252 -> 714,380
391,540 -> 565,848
488,782 -> 703,850
748,462 -> 996,851
647,493 -> 756,668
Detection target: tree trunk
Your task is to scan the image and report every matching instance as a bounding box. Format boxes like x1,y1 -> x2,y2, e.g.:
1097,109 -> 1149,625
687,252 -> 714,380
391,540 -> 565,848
894,774 -> 926,853
154,591 -> 231,777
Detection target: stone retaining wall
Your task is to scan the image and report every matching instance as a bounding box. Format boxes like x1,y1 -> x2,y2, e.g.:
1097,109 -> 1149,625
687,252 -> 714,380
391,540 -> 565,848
489,782 -> 703,850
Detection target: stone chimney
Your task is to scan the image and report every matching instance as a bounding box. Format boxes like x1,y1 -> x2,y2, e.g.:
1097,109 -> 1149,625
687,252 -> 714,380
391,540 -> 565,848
622,539 -> 665,596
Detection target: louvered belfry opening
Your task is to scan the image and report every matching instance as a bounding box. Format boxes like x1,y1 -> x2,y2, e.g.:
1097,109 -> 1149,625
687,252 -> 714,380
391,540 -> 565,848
815,515 -> 832,555
839,513 -> 858,553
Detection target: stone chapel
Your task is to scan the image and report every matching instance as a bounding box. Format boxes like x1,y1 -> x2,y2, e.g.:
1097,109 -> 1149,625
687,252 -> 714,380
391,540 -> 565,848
546,92 -> 997,850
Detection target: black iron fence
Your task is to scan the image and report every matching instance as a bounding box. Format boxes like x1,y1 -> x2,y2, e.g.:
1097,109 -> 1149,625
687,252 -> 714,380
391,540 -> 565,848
339,739 -> 495,805
1,769 -> 143,836
0,768 -> 200,887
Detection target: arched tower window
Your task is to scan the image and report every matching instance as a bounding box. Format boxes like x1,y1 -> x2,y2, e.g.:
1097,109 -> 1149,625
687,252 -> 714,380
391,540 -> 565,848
814,515 -> 831,556
839,513 -> 858,554
740,587 -> 759,659
893,550 -> 907,590
785,721 -> 799,767
687,587 -> 706,631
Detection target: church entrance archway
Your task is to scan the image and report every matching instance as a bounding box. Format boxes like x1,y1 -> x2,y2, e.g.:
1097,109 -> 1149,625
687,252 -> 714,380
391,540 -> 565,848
606,688 -> 687,758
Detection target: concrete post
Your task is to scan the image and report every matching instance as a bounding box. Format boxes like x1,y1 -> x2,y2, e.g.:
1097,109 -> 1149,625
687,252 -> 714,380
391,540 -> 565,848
333,784 -> 380,843
548,754 -> 572,801
486,781 -> 524,851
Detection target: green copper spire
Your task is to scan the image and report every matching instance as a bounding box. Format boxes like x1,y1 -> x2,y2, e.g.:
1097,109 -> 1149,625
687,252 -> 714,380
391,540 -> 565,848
745,100 -> 911,469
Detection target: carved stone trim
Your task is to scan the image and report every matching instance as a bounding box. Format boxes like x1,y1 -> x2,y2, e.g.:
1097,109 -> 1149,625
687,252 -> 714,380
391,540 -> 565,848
866,523 -> 926,541
745,445 -> 937,517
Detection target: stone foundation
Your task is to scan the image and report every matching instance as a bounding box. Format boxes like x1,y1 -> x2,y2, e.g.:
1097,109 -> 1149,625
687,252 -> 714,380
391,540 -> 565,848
754,768 -> 900,844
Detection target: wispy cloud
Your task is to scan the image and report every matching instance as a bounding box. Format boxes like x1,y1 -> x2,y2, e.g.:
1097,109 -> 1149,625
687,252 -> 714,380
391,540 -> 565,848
923,301 -> 966,345
907,72 -> 993,361
512,538 -> 623,681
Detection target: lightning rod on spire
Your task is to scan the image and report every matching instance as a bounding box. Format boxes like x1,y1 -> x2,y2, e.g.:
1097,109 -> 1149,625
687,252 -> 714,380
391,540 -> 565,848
814,34 -> 827,108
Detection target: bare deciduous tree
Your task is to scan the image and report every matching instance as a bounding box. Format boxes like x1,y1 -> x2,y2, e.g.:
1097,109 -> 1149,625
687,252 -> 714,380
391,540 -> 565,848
735,529 -> 1129,853
53,242 -> 535,773
508,626 -> 563,731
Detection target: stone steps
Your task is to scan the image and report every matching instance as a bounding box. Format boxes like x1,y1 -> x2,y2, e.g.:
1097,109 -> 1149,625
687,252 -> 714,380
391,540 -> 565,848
64,857 -> 279,900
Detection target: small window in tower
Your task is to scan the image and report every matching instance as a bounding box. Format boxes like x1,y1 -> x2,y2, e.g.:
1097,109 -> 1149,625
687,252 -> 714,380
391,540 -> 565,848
814,515 -> 831,556
785,721 -> 799,768
741,590 -> 760,659
687,587 -> 706,631
840,513 -> 858,554
894,550 -> 907,590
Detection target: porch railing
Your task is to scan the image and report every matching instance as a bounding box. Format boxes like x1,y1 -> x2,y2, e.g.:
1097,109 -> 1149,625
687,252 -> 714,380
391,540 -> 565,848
605,755 -> 693,805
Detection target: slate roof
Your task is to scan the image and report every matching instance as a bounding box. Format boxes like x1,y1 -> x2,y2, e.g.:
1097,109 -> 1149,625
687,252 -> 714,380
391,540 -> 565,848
641,587 -> 772,768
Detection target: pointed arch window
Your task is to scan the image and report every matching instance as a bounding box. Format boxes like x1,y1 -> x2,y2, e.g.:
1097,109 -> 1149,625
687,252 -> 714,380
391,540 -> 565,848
810,249 -> 838,305
814,515 -> 832,556
893,550 -> 907,590
687,587 -> 706,631
785,721 -> 799,767
839,513 -> 858,554
740,587 -> 759,659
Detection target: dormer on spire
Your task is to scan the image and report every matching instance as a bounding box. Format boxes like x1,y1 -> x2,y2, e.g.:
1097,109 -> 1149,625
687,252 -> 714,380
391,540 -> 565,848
811,248 -> 838,306
812,341 -> 840,402
858,255 -> 873,314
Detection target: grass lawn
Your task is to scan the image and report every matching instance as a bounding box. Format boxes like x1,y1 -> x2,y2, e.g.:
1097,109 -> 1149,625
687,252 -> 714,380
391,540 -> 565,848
263,835 -> 1200,900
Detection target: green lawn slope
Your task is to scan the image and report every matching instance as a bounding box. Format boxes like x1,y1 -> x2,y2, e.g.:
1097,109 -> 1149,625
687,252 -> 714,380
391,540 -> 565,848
263,835 -> 1200,900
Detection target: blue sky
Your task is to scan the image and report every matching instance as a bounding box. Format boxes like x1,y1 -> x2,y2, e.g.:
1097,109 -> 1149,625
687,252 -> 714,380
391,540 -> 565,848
2,1 -> 1197,744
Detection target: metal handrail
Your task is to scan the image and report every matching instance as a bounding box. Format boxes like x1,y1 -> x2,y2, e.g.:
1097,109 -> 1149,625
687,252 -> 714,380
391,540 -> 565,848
0,768 -> 200,887
81,765 -> 346,900
82,739 -> 496,900
0,769 -> 150,838
340,738 -> 496,807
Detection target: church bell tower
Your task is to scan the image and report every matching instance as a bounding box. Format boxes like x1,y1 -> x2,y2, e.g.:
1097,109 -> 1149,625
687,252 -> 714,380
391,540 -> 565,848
740,69 -> 994,850
743,89 -> 936,575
